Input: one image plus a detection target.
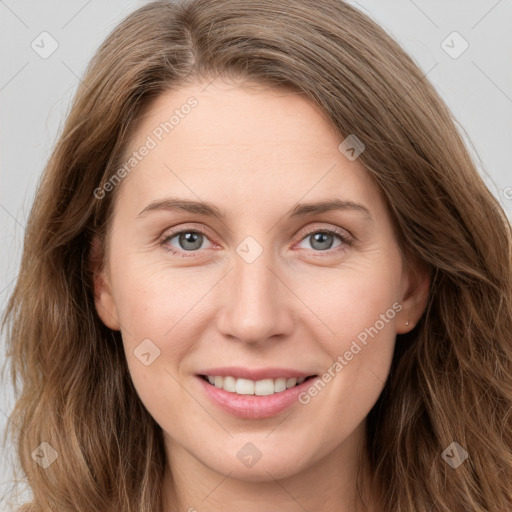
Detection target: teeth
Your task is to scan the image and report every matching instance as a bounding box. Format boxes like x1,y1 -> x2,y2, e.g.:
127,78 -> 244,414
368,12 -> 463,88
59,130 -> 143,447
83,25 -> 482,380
274,378 -> 287,393
286,377 -> 297,388
223,376 -> 236,392
204,375 -> 308,395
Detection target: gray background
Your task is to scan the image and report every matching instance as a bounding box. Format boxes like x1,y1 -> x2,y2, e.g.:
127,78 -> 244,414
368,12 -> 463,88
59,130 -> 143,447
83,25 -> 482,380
1,0 -> 511,507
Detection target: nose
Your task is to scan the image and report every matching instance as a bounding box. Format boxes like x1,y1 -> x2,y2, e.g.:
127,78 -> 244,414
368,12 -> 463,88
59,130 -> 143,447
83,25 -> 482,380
215,251 -> 295,345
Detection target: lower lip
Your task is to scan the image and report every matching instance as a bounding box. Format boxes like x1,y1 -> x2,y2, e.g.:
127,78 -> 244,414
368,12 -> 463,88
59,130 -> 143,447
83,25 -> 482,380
196,376 -> 317,419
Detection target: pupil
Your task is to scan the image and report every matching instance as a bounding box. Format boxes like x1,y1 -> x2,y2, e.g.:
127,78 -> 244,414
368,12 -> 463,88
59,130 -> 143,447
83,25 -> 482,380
180,232 -> 202,251
311,232 -> 333,250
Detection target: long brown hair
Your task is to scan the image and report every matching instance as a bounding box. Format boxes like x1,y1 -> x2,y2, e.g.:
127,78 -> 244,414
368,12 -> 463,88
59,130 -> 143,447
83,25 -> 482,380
2,1 -> 511,510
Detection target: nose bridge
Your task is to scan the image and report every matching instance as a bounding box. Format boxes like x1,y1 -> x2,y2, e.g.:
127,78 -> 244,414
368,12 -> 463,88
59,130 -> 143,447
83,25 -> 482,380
234,251 -> 273,306
216,242 -> 293,343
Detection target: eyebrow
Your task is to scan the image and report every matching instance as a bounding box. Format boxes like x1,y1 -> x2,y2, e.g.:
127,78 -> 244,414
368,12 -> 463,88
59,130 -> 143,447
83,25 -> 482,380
137,197 -> 373,221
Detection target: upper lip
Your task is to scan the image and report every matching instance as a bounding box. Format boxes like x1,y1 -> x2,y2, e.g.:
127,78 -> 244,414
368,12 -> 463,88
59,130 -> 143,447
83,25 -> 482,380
197,367 -> 316,381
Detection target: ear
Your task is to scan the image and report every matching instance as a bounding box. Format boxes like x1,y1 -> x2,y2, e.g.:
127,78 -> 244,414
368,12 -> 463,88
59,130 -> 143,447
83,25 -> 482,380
89,234 -> 121,331
395,260 -> 431,334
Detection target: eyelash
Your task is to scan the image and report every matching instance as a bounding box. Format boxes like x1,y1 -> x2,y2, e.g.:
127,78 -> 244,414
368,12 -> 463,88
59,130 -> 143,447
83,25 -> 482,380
159,225 -> 353,258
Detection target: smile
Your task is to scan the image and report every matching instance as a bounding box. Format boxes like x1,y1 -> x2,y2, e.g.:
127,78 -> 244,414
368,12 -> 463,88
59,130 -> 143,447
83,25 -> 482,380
199,375 -> 316,396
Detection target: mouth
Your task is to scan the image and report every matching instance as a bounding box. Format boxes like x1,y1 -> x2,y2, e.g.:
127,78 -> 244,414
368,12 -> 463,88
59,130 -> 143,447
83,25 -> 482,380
198,374 -> 318,396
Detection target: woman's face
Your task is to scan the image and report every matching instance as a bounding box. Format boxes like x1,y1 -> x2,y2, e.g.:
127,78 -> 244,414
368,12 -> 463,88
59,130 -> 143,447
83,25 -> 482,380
94,79 -> 428,482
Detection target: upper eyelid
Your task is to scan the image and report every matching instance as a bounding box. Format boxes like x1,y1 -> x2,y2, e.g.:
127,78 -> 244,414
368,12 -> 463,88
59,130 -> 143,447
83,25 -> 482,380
297,223 -> 352,240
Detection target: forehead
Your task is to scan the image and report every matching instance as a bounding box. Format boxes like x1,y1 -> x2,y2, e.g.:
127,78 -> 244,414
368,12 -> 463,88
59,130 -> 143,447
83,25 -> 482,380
116,79 -> 382,218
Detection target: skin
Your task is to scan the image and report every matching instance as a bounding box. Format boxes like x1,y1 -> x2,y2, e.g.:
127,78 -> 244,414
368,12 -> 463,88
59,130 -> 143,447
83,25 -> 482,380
92,78 -> 430,512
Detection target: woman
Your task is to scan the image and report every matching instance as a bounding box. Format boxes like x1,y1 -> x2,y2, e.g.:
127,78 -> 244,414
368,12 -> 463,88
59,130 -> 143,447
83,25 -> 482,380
2,0 -> 511,511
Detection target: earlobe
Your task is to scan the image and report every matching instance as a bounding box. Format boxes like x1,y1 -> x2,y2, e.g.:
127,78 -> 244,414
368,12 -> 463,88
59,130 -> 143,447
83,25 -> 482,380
89,235 -> 121,331
396,263 -> 431,334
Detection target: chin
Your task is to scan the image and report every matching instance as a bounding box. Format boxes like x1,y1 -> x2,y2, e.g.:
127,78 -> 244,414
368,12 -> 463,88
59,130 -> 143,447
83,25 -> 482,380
199,442 -> 315,482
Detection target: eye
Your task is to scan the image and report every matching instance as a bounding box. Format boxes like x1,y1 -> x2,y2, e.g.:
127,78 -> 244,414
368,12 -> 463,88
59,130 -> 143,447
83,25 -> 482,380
160,227 -> 215,257
160,225 -> 353,258
295,227 -> 352,255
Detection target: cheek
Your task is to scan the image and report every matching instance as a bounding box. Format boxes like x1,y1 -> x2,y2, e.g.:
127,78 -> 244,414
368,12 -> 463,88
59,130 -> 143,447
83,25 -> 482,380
294,300 -> 397,456
112,261 -> 204,430
292,255 -> 401,410
111,254 -> 210,343
291,255 -> 402,344
109,256 -> 224,412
